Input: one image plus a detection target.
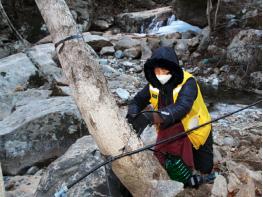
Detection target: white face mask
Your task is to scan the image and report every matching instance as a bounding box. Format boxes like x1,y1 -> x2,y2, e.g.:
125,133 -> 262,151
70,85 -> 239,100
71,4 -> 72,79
156,74 -> 172,85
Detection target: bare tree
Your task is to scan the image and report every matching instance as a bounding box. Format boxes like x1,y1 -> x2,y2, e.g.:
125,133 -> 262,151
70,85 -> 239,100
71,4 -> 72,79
34,0 -> 183,196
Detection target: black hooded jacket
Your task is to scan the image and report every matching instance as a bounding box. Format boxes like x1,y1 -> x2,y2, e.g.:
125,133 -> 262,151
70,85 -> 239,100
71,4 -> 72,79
128,47 -> 198,128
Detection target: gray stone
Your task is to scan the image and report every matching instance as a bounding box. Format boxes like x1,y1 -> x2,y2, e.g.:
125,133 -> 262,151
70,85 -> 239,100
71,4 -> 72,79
147,37 -> 161,51
211,175 -> 228,197
92,19 -> 111,30
0,97 -> 87,175
99,59 -> 109,65
115,50 -> 124,59
141,42 -> 152,60
227,173 -> 241,193
0,89 -> 51,121
115,36 -> 141,51
116,7 -> 173,33
35,136 -> 120,197
26,44 -> 64,84
223,136 -> 235,146
115,88 -> 130,100
236,177 -> 255,197
123,47 -> 141,59
227,29 -> 262,73
187,37 -> 200,52
174,39 -> 189,61
173,0 -> 215,27
26,166 -> 39,175
0,53 -> 38,93
100,46 -> 115,56
4,175 -> 41,197
213,146 -> 223,164
66,0 -> 94,31
249,71 -> 262,90
83,34 -> 113,51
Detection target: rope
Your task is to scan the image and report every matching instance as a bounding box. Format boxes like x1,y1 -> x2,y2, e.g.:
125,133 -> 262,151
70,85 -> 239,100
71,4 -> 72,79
55,99 -> 261,196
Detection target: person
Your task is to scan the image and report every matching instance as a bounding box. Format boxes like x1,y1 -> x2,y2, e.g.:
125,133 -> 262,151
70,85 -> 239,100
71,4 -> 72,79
126,47 -> 213,185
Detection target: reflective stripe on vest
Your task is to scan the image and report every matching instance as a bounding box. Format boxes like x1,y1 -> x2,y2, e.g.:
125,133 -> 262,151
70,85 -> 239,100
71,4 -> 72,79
149,71 -> 211,150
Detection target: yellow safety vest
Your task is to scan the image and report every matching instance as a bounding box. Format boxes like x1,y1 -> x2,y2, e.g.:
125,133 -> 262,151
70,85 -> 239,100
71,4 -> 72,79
149,71 -> 211,150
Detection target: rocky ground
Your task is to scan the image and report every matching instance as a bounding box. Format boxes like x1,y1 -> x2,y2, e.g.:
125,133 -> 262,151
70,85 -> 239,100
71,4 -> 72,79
0,0 -> 262,196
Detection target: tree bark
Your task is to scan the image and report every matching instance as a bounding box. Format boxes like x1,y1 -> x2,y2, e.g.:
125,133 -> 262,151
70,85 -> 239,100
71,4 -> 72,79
0,163 -> 5,197
34,0 -> 183,196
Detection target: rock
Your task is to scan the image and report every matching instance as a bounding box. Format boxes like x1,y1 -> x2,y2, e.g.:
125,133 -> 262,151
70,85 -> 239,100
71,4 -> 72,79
141,39 -> 152,60
227,29 -> 262,73
123,47 -> 141,59
226,161 -> 262,183
83,34 -> 113,51
181,31 -> 197,39
66,0 -> 94,31
0,53 -> 38,93
0,89 -> 51,121
223,136 -> 236,146
35,136 -> 121,197
114,50 -> 124,59
91,19 -> 111,31
213,146 -> 223,164
25,44 -> 64,84
249,71 -> 262,90
211,175 -> 228,197
100,46 -> 115,56
4,175 -> 41,197
0,97 -> 87,175
160,38 -> 176,48
26,166 -> 39,175
227,173 -> 241,193
197,27 -> 211,52
115,36 -> 141,50
173,0 -> 216,27
220,65 -> 231,73
174,39 -> 189,61
99,59 -> 109,65
115,88 -> 130,101
187,37 -> 200,52
147,37 -> 161,51
116,7 -> 173,33
241,9 -> 262,28
236,177 -> 256,197
133,0 -> 156,8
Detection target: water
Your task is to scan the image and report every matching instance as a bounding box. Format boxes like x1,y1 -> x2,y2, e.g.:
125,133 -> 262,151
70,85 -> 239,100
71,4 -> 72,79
146,14 -> 201,35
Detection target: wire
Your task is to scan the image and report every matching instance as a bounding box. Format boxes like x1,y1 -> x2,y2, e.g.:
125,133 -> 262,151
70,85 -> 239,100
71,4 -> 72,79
57,99 -> 262,193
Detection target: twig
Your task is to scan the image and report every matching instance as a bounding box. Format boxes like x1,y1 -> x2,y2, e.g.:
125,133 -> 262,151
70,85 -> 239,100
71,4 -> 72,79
0,0 -> 30,46
214,0 -> 221,29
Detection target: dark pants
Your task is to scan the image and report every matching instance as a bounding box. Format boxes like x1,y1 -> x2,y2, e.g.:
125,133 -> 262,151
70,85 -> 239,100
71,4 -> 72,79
192,131 -> 214,174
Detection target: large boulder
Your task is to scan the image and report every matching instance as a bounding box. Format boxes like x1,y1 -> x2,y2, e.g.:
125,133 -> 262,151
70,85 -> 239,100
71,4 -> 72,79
25,44 -> 65,84
0,97 -> 88,175
114,36 -> 141,50
83,34 -> 113,51
35,136 -> 123,197
0,89 -> 51,121
0,53 -> 38,93
173,0 -> 215,27
227,29 -> 262,73
116,7 -> 173,33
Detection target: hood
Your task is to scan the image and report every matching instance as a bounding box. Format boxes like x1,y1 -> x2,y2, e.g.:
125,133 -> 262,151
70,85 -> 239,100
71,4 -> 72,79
144,47 -> 183,89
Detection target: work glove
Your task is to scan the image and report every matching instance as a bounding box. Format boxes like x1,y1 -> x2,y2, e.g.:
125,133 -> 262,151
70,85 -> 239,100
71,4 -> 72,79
127,112 -> 153,136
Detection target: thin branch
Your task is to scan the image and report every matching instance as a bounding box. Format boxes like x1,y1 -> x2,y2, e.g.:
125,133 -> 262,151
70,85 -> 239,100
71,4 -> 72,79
0,0 -> 30,46
214,0 -> 221,29
206,0 -> 213,31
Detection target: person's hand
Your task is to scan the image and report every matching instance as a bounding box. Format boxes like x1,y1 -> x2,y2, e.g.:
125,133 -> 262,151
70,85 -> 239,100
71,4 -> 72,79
133,113 -> 153,135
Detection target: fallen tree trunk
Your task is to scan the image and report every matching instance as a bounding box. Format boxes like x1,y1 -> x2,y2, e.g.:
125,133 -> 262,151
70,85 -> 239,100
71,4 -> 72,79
34,0 -> 183,196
